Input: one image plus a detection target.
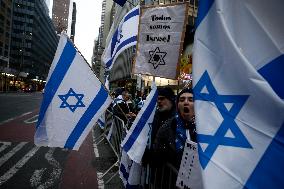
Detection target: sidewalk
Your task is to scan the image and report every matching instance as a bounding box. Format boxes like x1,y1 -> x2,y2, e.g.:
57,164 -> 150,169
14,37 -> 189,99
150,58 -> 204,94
92,124 -> 124,189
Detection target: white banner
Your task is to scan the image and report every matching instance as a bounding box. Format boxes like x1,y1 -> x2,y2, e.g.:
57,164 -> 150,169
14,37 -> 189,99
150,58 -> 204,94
176,140 -> 203,189
134,3 -> 188,79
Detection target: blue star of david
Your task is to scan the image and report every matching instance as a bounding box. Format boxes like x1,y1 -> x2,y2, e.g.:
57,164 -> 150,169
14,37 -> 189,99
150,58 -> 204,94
193,71 -> 252,169
58,88 -> 85,113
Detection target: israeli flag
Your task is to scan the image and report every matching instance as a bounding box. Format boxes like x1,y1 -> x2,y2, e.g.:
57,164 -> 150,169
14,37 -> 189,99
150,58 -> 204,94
119,150 -> 143,188
193,0 -> 284,189
35,34 -> 112,150
97,116 -> 105,129
102,5 -> 139,70
121,82 -> 158,163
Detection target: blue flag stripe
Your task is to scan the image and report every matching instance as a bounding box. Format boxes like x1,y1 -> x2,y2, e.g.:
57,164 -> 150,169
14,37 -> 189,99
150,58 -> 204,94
106,36 -> 137,68
106,59 -> 112,69
124,8 -> 139,23
114,0 -> 126,7
36,40 -> 76,129
122,89 -> 158,152
98,119 -> 104,126
116,36 -> 137,57
126,184 -> 140,189
258,54 -> 284,99
244,123 -> 284,189
120,163 -> 129,181
64,85 -> 108,149
111,29 -> 119,57
195,0 -> 214,29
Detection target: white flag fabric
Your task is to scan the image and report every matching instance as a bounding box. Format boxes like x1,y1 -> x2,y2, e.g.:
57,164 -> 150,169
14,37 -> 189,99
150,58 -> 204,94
102,5 -> 139,70
193,0 -> 284,189
119,150 -> 143,188
121,82 -> 158,163
134,3 -> 188,79
97,116 -> 105,129
35,34 -> 112,150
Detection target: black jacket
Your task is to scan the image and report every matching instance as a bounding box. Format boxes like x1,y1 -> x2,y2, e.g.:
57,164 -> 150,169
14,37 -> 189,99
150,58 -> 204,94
113,100 -> 131,124
152,116 -> 196,169
150,108 -> 176,144
142,108 -> 175,166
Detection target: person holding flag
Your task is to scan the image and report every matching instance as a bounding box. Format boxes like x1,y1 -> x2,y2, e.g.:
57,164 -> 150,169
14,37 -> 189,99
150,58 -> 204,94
113,90 -> 136,127
153,88 -> 196,167
151,88 -> 196,188
119,83 -> 158,188
142,87 -> 176,165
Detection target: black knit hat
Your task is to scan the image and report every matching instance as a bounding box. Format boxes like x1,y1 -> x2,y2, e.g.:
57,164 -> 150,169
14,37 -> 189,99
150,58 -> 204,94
158,87 -> 175,102
176,88 -> 193,103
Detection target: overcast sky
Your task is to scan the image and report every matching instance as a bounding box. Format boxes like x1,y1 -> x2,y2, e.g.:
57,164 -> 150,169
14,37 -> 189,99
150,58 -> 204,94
46,0 -> 103,64
73,0 -> 104,64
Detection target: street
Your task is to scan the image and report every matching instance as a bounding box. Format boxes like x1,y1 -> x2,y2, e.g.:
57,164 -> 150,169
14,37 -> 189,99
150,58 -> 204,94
0,92 -> 121,189
0,92 -> 42,123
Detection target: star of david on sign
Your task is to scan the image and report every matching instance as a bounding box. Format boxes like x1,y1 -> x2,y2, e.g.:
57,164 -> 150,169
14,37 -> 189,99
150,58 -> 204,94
148,47 -> 167,69
193,71 -> 252,169
58,88 -> 85,113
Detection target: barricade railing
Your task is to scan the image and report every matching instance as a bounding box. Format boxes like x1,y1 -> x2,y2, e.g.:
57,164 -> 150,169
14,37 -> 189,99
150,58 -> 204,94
94,109 -> 178,188
94,108 -> 113,144
94,109 -> 128,184
147,162 -> 178,189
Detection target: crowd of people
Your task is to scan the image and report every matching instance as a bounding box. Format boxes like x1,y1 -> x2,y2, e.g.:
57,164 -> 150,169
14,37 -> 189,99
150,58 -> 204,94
109,86 -> 196,188
145,87 -> 195,188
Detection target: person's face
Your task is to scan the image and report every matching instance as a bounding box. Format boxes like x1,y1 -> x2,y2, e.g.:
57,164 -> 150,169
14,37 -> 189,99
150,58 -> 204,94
157,96 -> 173,112
123,93 -> 130,101
178,93 -> 194,121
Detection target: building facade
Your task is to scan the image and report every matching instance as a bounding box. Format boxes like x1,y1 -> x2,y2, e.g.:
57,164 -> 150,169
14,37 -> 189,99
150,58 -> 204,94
52,0 -> 73,36
1,0 -> 58,91
92,0 -> 198,94
0,0 -> 13,71
92,0 -> 114,80
70,2 -> 76,42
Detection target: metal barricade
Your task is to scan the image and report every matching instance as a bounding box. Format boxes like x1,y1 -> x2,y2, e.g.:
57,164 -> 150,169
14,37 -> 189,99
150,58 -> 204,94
94,110 -> 178,188
147,163 -> 178,189
95,109 -> 128,184
94,109 -> 113,145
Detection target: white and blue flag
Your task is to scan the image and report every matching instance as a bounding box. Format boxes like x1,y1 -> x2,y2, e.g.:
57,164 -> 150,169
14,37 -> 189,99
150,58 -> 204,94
119,150 -> 143,188
102,5 -> 139,70
97,116 -> 105,129
34,34 -> 112,150
119,83 -> 157,187
121,82 -> 158,163
193,0 -> 284,189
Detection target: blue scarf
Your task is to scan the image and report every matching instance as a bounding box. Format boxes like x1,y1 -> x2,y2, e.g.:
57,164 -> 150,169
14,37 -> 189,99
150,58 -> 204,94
175,114 -> 187,153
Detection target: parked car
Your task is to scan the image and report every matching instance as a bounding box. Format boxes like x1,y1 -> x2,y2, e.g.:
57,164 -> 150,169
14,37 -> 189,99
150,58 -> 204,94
23,87 -> 31,92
